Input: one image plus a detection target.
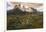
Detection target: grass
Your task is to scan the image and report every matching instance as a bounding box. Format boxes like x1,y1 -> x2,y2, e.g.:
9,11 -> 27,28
7,13 -> 43,30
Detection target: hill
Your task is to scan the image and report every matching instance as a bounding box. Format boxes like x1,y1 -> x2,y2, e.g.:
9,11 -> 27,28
7,7 -> 43,30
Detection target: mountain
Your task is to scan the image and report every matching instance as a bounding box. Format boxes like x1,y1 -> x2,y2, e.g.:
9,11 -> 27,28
7,7 -> 27,15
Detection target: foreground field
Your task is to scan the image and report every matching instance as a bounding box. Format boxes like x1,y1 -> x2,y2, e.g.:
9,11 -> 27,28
7,12 -> 43,30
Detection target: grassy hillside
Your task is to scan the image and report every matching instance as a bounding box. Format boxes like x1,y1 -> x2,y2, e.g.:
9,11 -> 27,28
7,8 -> 43,30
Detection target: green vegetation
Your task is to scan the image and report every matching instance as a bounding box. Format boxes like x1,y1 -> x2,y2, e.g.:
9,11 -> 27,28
7,14 -> 43,30
7,8 -> 43,30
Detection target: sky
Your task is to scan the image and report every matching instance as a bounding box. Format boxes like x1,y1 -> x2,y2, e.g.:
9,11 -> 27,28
7,0 -> 43,12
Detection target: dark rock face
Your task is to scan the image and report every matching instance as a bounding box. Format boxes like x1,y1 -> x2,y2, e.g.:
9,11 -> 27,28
7,7 -> 43,16
7,7 -> 37,15
7,8 -> 25,15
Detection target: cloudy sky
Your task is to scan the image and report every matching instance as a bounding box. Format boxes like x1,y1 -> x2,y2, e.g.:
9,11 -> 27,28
7,0 -> 43,12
